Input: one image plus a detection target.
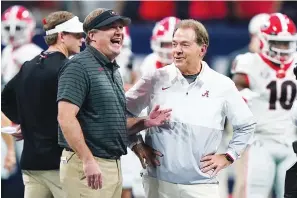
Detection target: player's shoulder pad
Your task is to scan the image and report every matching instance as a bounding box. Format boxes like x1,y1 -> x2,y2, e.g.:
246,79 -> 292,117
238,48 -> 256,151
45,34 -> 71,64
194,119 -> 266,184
140,53 -> 158,75
231,52 -> 257,75
21,43 -> 43,53
141,53 -> 157,67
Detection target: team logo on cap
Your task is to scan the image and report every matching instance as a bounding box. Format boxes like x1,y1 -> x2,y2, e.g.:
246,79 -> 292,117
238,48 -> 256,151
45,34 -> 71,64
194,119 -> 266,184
109,10 -> 117,15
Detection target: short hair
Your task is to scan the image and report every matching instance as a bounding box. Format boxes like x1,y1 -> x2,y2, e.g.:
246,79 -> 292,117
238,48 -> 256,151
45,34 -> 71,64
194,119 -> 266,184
173,19 -> 209,47
83,8 -> 107,45
43,11 -> 75,46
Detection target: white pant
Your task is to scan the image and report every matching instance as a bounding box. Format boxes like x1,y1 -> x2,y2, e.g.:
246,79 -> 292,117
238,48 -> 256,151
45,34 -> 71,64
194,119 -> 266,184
121,148 -> 142,188
121,148 -> 145,197
1,138 -> 23,179
142,175 -> 220,198
245,139 -> 297,198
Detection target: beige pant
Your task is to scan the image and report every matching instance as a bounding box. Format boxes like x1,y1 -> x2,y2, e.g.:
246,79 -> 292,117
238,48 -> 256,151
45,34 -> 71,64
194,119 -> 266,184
60,149 -> 122,198
22,170 -> 63,198
143,175 -> 220,198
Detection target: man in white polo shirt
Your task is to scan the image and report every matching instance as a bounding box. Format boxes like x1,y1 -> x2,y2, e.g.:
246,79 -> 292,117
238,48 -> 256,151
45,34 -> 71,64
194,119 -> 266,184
126,19 -> 256,198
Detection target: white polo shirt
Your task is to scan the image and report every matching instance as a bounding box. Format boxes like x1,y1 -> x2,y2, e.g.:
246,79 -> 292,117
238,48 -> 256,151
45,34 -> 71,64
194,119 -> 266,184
126,61 -> 256,184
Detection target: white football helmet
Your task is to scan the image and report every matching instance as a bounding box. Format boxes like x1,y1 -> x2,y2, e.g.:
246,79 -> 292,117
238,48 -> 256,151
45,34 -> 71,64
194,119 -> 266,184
248,13 -> 270,36
1,5 -> 36,47
151,16 -> 181,65
259,13 -> 297,65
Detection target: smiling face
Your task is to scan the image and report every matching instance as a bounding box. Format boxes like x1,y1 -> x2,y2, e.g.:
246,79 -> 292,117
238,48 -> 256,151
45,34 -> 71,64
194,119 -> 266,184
88,21 -> 124,61
172,28 -> 206,68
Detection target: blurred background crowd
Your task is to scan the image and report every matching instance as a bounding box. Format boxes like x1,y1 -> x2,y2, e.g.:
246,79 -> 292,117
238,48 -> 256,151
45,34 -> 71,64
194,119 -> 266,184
1,1 -> 297,198
1,1 -> 297,75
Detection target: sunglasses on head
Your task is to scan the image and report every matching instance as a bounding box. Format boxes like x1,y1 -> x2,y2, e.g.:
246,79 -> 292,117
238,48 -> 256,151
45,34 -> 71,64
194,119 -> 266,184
62,32 -> 85,39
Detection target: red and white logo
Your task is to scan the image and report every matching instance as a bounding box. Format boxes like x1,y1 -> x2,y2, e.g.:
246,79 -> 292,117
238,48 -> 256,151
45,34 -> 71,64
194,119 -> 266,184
202,90 -> 209,97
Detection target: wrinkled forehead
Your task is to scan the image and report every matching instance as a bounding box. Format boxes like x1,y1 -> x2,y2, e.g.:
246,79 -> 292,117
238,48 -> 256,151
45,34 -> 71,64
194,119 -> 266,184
172,28 -> 196,43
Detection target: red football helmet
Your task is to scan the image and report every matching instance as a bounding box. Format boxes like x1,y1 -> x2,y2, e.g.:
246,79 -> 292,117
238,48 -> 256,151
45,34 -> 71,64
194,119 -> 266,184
151,16 -> 181,65
260,13 -> 297,64
1,5 -> 36,47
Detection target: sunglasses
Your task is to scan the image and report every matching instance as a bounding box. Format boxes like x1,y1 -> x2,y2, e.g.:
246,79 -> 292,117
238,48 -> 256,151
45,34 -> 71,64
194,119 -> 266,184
62,32 -> 85,39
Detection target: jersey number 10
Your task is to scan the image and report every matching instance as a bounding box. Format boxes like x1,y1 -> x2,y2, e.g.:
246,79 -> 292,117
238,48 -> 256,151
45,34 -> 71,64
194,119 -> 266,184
267,80 -> 296,110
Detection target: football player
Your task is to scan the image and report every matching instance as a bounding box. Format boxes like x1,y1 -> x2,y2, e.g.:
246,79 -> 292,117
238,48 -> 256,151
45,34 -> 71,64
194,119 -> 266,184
140,16 -> 181,76
1,5 -> 42,180
2,5 -> 42,85
231,13 -> 297,198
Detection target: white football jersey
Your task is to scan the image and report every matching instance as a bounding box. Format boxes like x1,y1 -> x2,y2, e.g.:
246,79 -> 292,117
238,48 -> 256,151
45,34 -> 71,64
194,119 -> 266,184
2,43 -> 42,83
232,52 -> 297,143
1,43 -> 41,179
140,53 -> 165,76
116,47 -> 133,84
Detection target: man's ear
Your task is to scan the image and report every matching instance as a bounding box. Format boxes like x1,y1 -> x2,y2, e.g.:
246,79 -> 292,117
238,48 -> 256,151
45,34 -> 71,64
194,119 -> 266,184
199,44 -> 208,57
59,32 -> 65,43
88,32 -> 96,42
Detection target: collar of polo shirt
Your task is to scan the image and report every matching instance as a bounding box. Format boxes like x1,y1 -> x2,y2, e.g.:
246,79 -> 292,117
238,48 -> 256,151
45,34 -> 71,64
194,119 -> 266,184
174,62 -> 207,84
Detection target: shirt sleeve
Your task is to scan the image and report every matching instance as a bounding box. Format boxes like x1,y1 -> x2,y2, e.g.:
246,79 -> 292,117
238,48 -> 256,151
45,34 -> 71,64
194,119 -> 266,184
224,81 -> 256,161
57,61 -> 90,108
125,68 -> 155,116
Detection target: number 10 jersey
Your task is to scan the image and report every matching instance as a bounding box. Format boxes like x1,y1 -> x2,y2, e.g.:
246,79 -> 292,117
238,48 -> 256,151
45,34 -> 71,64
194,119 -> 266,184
232,52 -> 297,144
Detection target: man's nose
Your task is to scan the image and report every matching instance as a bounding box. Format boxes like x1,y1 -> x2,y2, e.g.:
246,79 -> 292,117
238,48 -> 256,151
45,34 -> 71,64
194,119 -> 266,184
174,44 -> 182,52
115,27 -> 123,34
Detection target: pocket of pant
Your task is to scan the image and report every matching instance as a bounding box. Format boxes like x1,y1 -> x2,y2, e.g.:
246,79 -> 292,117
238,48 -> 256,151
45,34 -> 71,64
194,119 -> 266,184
22,171 -> 40,185
22,171 -> 30,185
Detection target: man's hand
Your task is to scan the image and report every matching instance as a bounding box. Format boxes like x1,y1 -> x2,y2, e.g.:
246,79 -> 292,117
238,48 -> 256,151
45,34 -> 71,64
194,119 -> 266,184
82,159 -> 103,190
145,105 -> 172,128
11,125 -> 23,141
132,143 -> 163,169
4,151 -> 16,173
200,154 -> 232,177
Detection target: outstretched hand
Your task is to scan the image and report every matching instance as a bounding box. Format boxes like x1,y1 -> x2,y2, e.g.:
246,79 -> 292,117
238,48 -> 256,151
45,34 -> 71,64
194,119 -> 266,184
146,105 -> 172,127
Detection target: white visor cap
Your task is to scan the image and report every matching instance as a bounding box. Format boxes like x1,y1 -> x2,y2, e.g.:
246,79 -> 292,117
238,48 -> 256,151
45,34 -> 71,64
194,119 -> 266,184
46,16 -> 84,35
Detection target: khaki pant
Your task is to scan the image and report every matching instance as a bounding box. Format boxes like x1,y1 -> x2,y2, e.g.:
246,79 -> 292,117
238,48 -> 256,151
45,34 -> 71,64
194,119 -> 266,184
60,149 -> 122,198
142,175 -> 220,198
22,170 -> 63,198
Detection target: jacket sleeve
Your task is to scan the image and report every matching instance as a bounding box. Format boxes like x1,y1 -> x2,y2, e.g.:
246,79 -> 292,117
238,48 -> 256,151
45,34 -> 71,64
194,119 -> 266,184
125,68 -> 155,117
125,68 -> 155,147
224,81 -> 256,161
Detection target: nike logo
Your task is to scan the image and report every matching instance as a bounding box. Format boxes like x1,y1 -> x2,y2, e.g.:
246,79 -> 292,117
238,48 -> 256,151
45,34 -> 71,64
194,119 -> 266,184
162,86 -> 171,90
